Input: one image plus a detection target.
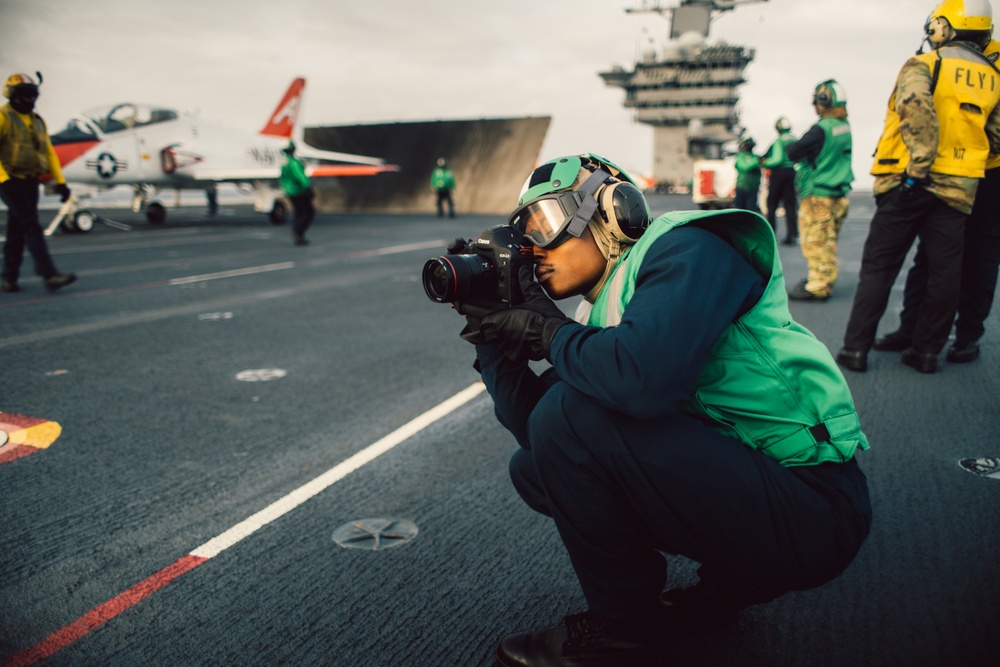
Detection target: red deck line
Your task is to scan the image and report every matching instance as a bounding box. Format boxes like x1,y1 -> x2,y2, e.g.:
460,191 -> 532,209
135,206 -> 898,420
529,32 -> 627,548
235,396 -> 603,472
0,383 -> 484,666
2,555 -> 207,667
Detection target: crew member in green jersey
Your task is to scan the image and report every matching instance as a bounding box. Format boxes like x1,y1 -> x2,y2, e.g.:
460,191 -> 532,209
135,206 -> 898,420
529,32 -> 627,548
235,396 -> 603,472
786,79 -> 854,302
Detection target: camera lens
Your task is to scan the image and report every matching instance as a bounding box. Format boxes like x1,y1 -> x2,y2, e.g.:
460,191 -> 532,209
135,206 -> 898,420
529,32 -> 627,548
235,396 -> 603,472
422,254 -> 494,303
422,258 -> 456,302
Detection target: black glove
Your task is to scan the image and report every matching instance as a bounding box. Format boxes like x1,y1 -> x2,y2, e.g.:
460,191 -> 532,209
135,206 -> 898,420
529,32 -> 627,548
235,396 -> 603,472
454,301 -> 491,345
54,183 -> 71,202
480,266 -> 573,363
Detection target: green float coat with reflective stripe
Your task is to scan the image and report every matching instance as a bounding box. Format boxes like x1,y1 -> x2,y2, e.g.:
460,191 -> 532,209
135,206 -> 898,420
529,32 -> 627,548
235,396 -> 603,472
763,132 -> 797,169
796,117 -> 853,198
587,209 -> 869,467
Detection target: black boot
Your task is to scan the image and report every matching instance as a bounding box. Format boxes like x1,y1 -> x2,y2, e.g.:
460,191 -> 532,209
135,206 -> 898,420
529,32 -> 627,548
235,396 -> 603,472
44,273 -> 77,293
787,281 -> 829,302
947,340 -> 980,363
494,609 -> 668,666
835,348 -> 868,372
902,348 -> 937,373
873,330 -> 911,352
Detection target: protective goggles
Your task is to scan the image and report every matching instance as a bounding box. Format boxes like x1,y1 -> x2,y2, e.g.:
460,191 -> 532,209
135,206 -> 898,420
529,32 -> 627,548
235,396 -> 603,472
508,169 -> 609,248
11,86 -> 38,99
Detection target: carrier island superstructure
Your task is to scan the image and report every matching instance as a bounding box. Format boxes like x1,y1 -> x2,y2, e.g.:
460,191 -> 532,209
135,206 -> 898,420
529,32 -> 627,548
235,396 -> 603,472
600,0 -> 767,190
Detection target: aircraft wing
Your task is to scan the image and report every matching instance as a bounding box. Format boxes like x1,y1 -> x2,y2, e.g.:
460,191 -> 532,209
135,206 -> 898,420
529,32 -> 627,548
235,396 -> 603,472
295,146 -> 388,166
188,163 -> 398,182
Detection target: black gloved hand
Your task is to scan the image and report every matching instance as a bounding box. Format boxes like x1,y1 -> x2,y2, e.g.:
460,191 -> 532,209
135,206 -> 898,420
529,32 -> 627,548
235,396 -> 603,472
54,183 -> 71,202
480,266 -> 573,363
454,301 -> 492,345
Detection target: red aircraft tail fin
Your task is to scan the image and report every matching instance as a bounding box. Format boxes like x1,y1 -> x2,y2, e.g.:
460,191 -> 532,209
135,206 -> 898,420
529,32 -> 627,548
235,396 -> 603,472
260,77 -> 305,138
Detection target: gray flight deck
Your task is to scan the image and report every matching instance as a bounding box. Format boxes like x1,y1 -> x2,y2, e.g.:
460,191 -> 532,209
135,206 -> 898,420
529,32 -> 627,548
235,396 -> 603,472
0,193 -> 997,666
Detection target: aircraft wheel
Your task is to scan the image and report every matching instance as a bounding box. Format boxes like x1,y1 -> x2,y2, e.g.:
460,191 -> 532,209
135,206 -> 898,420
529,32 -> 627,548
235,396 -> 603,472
269,199 -> 289,225
146,202 -> 166,225
73,210 -> 97,233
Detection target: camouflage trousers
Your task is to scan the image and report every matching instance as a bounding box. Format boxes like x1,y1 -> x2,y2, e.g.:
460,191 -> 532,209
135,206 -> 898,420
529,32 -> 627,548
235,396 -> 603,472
798,195 -> 849,297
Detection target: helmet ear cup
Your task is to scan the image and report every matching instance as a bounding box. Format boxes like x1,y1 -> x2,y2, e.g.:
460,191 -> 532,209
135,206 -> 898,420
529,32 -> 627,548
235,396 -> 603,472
598,181 -> 650,241
813,80 -> 846,108
813,79 -> 835,107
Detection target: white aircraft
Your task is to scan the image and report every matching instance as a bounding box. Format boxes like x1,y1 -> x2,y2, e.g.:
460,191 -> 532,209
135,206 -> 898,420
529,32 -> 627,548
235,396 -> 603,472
46,78 -> 397,232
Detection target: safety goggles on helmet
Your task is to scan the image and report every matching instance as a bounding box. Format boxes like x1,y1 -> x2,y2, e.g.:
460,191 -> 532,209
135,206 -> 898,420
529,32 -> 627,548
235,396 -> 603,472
11,86 -> 38,99
508,167 -> 611,248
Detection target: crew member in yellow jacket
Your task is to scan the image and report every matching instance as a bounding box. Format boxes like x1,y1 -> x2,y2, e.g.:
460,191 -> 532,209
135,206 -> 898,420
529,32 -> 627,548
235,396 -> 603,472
839,0 -> 1000,375
0,72 -> 75,294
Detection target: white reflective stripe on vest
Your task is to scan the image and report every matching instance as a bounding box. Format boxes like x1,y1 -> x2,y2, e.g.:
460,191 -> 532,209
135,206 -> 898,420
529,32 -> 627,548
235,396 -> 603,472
602,258 -> 629,326
575,257 -> 630,327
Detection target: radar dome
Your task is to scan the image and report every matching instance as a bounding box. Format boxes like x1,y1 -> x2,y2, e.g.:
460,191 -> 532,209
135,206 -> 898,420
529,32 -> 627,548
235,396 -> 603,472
677,31 -> 706,55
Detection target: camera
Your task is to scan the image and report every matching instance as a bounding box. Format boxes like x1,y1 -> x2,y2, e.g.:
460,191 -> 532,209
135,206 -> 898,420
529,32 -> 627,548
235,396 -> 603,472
422,225 -> 534,308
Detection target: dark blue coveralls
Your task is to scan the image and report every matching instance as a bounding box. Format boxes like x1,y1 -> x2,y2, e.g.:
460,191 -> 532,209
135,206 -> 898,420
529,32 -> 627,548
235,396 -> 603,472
474,226 -> 872,623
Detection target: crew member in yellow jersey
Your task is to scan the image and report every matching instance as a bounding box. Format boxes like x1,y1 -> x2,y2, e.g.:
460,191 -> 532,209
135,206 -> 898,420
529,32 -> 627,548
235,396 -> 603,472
874,36 -> 1000,365
838,0 -> 1000,374
0,72 -> 75,294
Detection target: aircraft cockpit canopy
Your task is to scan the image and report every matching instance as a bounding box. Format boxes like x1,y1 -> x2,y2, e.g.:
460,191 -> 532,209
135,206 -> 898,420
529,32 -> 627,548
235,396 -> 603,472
51,103 -> 181,145
81,103 -> 179,134
51,117 -> 99,144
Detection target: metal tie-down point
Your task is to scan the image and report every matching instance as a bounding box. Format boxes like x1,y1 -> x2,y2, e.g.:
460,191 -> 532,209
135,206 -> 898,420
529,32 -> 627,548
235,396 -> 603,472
332,518 -> 419,551
958,457 -> 1000,479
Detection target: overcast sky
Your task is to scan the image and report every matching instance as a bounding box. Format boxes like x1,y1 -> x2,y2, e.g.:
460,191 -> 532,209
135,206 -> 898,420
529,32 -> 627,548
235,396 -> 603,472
1,0 -> 946,189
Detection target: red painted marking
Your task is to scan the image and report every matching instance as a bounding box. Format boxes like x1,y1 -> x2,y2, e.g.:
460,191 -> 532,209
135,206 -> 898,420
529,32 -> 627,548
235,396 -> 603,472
51,140 -> 100,168
0,414 -> 46,429
0,445 -> 38,465
2,555 -> 207,667
259,77 -> 304,138
307,164 -> 400,178
0,414 -> 53,465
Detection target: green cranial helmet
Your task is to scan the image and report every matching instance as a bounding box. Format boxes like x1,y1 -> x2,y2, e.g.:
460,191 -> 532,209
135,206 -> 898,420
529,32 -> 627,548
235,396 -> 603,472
516,153 -> 639,206
510,153 -> 649,249
813,79 -> 847,108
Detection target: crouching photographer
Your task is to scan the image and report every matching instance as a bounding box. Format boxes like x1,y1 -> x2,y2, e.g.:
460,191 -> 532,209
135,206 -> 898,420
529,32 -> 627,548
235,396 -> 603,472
427,154 -> 873,667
